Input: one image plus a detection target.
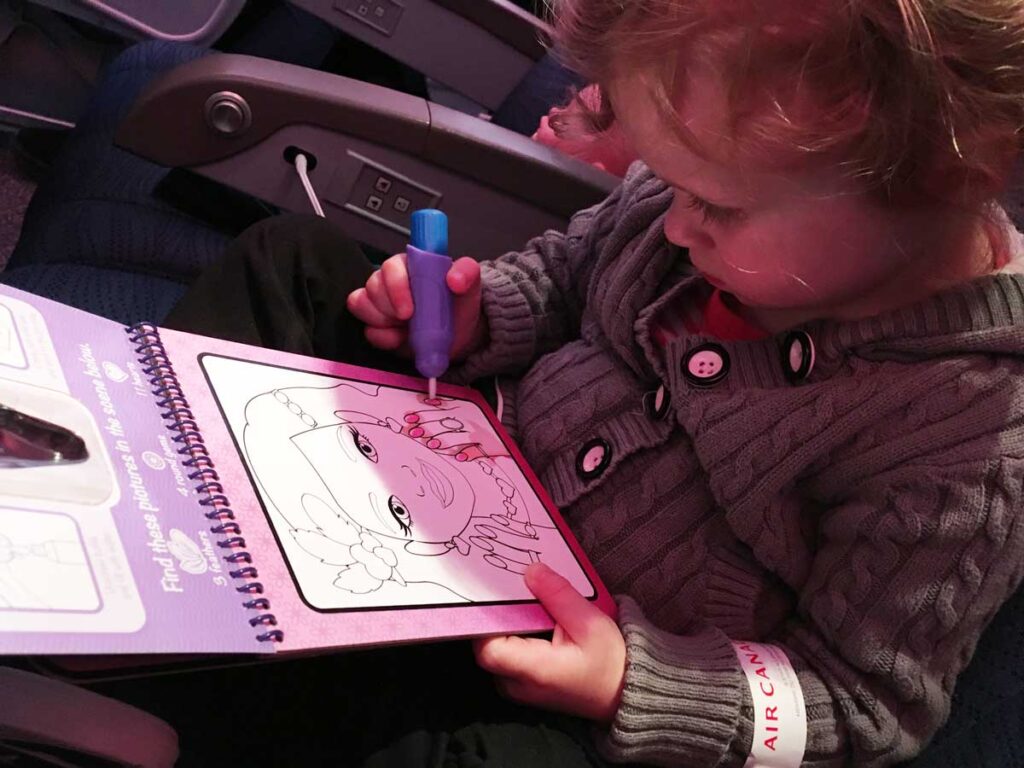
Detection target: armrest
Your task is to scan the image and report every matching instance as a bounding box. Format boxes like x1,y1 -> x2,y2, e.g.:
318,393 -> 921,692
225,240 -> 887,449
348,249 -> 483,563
0,666 -> 179,768
116,53 -> 618,260
31,0 -> 245,45
287,0 -> 551,111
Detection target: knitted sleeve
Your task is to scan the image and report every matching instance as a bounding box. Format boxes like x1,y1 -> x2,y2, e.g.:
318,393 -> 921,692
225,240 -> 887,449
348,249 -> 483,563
601,461 -> 1024,767
446,163 -> 651,384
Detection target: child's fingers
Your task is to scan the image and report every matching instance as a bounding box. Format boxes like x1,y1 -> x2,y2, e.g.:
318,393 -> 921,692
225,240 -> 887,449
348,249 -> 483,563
473,634 -> 553,679
347,287 -> 402,328
525,563 -> 607,646
379,255 -> 413,320
448,259 -> 484,356
365,326 -> 408,351
446,258 -> 480,295
363,269 -> 400,322
495,676 -> 545,708
494,676 -> 575,716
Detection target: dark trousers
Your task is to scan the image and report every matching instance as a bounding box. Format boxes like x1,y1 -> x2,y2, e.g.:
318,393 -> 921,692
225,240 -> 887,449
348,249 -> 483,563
111,214 -> 616,768
165,213 -> 405,368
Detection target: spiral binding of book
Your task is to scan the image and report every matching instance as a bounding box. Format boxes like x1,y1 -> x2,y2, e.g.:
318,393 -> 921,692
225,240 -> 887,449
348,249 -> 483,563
126,323 -> 284,644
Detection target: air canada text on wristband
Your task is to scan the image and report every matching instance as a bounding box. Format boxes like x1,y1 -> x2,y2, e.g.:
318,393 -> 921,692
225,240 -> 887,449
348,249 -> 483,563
731,641 -> 806,768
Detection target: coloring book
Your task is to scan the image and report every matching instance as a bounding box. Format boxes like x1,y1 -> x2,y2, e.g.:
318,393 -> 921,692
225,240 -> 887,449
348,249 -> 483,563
0,285 -> 612,654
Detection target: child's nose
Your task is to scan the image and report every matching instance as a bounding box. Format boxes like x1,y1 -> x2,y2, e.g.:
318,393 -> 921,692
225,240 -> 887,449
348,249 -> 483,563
664,194 -> 715,251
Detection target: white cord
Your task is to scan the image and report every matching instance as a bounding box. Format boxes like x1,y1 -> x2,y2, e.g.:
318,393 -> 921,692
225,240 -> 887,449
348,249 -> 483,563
294,153 -> 325,218
494,376 -> 504,422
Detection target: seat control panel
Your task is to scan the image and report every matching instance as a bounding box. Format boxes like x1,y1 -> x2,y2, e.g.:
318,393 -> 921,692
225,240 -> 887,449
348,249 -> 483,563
329,151 -> 442,236
335,0 -> 404,36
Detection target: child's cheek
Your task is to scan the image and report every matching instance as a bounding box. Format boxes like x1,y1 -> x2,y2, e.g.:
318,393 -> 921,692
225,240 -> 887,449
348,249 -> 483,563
725,219 -> 900,309
711,236 -> 820,308
723,266 -> 813,308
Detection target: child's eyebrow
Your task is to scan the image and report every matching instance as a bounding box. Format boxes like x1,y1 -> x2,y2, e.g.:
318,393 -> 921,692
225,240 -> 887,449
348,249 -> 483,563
657,171 -> 742,208
677,184 -> 742,210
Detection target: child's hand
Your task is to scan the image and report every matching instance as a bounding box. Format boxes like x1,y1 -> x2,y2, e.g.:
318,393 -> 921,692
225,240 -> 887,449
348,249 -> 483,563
473,563 -> 626,723
346,254 -> 487,359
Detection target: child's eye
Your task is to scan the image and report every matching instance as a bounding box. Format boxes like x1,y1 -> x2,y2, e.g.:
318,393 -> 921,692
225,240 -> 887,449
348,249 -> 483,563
387,495 -> 412,536
349,427 -> 378,463
684,192 -> 744,226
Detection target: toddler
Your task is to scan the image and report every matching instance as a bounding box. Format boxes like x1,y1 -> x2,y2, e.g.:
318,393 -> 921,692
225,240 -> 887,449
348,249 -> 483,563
169,1 -> 1024,765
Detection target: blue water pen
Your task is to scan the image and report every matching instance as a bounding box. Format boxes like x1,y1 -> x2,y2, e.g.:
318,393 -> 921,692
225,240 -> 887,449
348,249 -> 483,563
407,209 -> 454,400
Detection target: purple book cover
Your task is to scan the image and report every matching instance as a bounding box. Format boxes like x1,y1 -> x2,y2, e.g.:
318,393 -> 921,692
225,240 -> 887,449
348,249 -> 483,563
0,286 -> 262,654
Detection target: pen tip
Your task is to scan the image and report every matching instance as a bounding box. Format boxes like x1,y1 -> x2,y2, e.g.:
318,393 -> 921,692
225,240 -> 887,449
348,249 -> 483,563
428,378 -> 437,400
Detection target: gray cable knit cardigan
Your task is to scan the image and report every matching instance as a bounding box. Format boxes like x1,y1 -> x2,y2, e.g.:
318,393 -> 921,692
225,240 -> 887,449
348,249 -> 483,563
449,163 -> 1024,767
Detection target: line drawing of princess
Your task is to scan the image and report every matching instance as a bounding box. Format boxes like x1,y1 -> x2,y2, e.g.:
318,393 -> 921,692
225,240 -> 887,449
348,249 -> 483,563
236,377 -> 593,610
0,523 -> 98,611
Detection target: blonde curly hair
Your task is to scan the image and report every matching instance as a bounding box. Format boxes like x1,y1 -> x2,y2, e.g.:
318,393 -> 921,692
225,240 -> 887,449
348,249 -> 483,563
546,0 -> 1024,208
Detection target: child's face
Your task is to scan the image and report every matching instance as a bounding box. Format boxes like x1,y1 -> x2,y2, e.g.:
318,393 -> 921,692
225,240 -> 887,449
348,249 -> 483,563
610,65 -> 934,314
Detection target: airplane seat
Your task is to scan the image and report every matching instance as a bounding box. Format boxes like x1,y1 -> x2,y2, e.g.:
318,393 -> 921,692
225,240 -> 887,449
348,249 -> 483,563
0,38 -> 615,324
2,0 -> 576,133
0,0 -> 246,129
0,665 -> 179,767
2,40 -> 225,319
904,582 -> 1024,767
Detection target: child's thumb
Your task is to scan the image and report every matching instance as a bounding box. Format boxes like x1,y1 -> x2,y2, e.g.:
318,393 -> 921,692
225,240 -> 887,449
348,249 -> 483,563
525,563 -> 597,643
446,257 -> 480,296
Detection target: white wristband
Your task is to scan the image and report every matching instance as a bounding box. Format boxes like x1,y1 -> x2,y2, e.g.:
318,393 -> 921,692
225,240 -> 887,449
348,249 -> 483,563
731,641 -> 807,768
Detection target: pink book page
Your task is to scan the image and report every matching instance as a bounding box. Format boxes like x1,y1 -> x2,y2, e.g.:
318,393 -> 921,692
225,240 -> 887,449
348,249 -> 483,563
157,328 -> 614,653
